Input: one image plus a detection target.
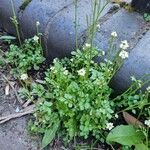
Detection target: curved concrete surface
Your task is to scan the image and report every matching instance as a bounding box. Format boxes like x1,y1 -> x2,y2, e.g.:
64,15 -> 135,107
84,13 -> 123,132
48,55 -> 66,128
0,0 -> 149,92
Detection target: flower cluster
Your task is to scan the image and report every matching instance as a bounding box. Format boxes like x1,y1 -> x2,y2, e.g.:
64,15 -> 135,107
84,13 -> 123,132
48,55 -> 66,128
111,31 -> 117,38
146,86 -> 150,93
20,74 -> 28,80
106,122 -> 114,130
120,40 -> 129,50
145,120 -> 150,127
119,40 -> 129,59
77,68 -> 86,76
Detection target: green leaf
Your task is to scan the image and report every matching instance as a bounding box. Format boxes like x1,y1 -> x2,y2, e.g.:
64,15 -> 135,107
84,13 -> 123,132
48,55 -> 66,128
135,144 -> 149,150
42,120 -> 60,149
0,35 -> 16,40
106,125 -> 145,147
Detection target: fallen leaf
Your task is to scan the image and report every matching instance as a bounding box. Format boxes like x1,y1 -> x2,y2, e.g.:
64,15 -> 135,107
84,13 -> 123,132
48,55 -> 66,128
5,84 -> 10,95
123,112 -> 144,128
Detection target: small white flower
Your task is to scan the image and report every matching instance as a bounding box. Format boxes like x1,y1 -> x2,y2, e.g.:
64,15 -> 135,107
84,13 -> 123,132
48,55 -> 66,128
63,70 -> 69,75
131,76 -> 136,81
50,66 -> 55,71
70,58 -> 73,62
36,21 -> 40,26
145,120 -> 150,127
119,50 -> 129,59
97,24 -> 100,29
111,31 -> 117,38
83,43 -> 91,49
104,58 -> 108,62
146,86 -> 150,93
137,80 -> 142,88
120,40 -> 129,50
33,35 -> 39,42
77,68 -> 86,76
91,60 -> 94,64
115,114 -> 119,119
106,122 -> 114,130
20,74 -> 28,80
53,58 -> 57,63
132,109 -> 136,114
101,51 -> 105,56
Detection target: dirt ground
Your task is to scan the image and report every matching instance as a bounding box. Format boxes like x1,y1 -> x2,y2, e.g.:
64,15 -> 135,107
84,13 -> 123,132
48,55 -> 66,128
0,30 -> 40,150
0,71 -> 40,150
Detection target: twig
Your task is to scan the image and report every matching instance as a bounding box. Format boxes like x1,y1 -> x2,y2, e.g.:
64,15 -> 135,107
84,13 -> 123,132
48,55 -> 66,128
0,72 -> 23,104
0,104 -> 35,124
22,99 -> 32,108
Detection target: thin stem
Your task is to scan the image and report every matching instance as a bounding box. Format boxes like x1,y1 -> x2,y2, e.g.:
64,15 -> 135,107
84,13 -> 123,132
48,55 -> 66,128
112,78 -> 150,102
10,0 -> 22,46
74,0 -> 78,49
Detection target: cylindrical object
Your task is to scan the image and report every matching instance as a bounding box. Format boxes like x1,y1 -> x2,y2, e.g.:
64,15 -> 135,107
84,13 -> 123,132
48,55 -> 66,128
0,0 -> 149,92
0,0 -> 24,34
112,30 -> 150,92
20,0 -> 74,38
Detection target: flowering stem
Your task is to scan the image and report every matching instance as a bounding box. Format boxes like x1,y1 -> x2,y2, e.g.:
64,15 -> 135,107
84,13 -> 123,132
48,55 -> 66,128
10,0 -> 22,46
112,79 -> 150,102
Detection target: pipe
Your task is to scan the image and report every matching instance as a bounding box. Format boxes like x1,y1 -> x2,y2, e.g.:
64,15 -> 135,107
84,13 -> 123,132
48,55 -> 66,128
0,0 -> 149,92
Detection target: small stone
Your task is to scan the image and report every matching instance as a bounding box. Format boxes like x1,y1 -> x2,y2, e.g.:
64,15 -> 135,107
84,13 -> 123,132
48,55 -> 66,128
15,107 -> 20,113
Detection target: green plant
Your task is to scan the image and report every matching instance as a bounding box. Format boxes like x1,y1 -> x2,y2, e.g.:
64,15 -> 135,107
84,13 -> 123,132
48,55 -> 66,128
1,0 -> 149,149
30,45 -> 114,147
144,13 -> 150,22
5,36 -> 45,77
27,30 -> 135,148
107,125 -> 149,150
10,0 -> 22,46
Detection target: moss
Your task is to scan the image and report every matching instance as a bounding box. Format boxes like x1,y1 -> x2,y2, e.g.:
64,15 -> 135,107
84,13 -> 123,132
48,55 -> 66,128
20,0 -> 32,10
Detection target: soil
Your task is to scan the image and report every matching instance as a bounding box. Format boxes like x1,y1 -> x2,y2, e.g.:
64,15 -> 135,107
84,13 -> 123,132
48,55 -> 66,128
0,30 -> 40,150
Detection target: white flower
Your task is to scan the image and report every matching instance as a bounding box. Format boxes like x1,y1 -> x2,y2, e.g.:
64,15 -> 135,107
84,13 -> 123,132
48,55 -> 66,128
132,109 -> 136,114
104,58 -> 108,62
83,43 -> 91,50
20,74 -> 28,80
101,51 -> 105,56
50,66 -> 55,71
33,35 -> 39,42
97,24 -> 100,29
131,76 -> 136,81
146,86 -> 150,93
36,21 -> 40,26
53,58 -> 57,63
106,122 -> 114,130
120,40 -> 129,50
119,50 -> 129,59
91,60 -> 94,64
115,114 -> 119,119
137,80 -> 142,88
145,120 -> 150,127
63,70 -> 69,75
77,68 -> 86,76
111,31 -> 117,37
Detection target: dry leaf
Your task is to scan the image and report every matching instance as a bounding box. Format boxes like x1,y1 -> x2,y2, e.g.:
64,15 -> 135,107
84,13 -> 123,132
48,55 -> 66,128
123,112 -> 144,128
5,84 -> 10,95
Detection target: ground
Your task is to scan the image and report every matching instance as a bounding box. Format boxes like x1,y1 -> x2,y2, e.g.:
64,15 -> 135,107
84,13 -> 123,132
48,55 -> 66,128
0,3 -> 150,150
0,70 -> 40,150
